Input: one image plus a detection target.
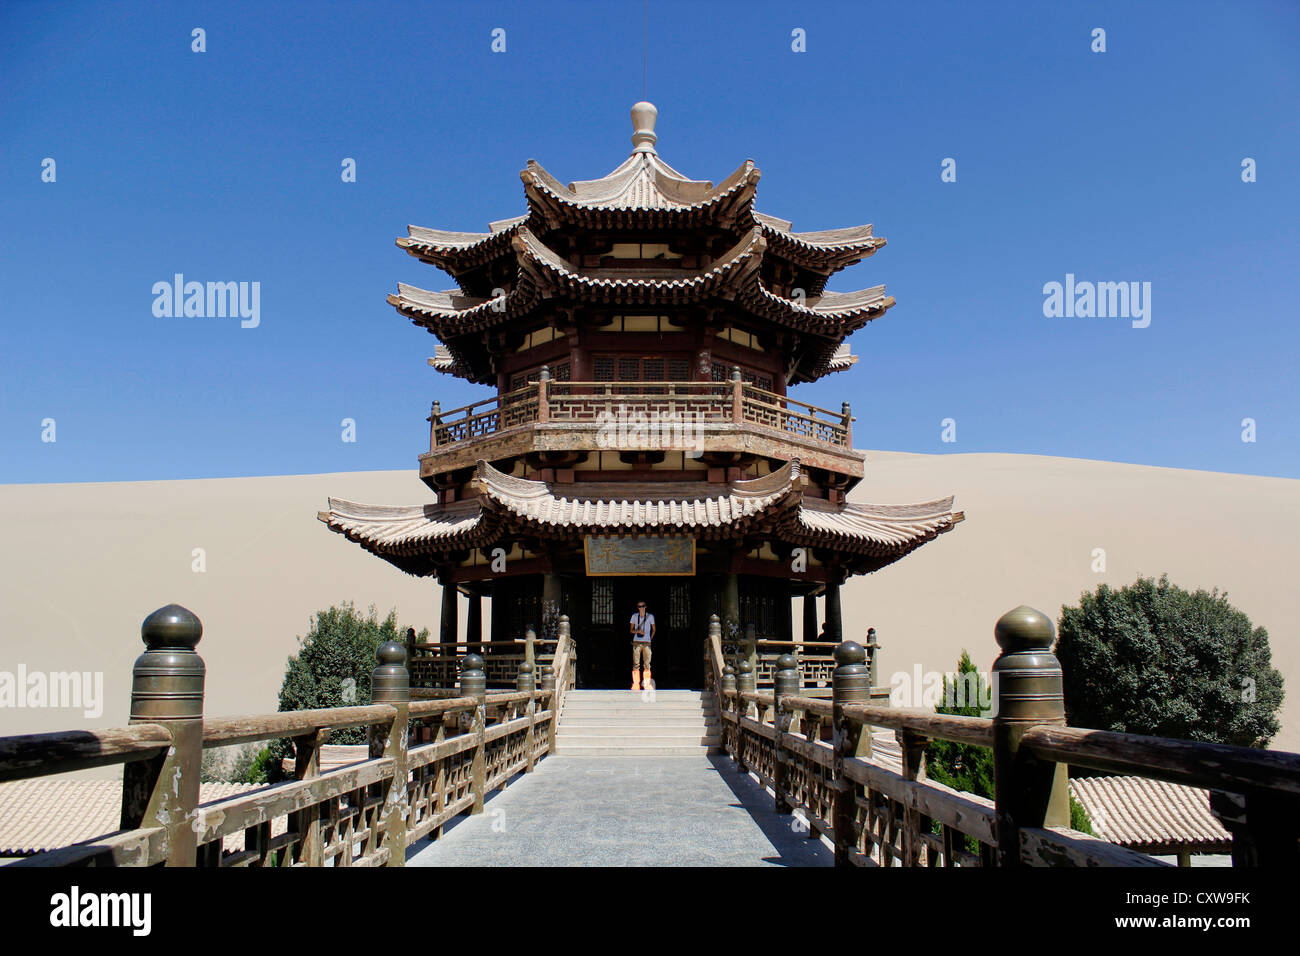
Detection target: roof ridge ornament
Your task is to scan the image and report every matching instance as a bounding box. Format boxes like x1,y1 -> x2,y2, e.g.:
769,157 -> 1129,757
630,101 -> 658,154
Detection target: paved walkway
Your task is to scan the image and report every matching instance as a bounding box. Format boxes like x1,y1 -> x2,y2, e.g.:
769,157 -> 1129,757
408,755 -> 832,867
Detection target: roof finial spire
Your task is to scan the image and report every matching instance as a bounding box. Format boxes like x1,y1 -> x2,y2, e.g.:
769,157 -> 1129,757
631,101 -> 658,154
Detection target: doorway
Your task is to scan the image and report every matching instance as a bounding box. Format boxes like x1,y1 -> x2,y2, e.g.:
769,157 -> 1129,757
576,576 -> 701,689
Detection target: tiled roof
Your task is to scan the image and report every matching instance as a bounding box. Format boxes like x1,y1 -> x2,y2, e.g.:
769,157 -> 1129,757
0,779 -> 264,856
1069,776 -> 1232,852
319,459 -> 962,571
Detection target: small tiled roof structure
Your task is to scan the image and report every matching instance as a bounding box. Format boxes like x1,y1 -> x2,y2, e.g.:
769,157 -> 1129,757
319,459 -> 962,577
1068,776 -> 1232,856
0,779 -> 268,857
393,101 -> 891,386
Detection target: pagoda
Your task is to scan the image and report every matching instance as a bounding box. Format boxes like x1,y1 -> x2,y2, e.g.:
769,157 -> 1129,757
319,102 -> 962,689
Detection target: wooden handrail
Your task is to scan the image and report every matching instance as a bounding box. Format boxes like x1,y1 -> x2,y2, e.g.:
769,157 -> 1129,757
1021,725 -> 1300,797
0,725 -> 172,782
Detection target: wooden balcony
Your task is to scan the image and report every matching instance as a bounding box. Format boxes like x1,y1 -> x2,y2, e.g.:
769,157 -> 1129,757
421,370 -> 862,480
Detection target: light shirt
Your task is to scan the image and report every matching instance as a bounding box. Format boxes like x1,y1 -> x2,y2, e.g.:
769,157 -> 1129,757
630,611 -> 655,642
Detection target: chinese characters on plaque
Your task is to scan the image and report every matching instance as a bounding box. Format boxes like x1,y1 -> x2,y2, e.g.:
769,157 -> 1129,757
583,535 -> 696,576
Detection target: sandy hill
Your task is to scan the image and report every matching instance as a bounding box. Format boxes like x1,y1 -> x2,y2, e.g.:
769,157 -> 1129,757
1,451 -> 1295,757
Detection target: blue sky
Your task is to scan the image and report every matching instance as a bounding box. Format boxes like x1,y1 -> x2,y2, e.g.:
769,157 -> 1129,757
2,0 -> 1297,483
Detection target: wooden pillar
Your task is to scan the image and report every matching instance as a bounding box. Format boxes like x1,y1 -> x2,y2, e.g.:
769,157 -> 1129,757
440,582 -> 458,647
123,604 -> 205,866
465,592 -> 482,648
802,592 -> 818,644
721,572 -> 741,648
542,572 -> 562,643
991,606 -> 1070,868
824,580 -> 843,644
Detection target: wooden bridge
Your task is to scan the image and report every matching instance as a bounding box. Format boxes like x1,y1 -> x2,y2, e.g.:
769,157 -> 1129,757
1,604 -> 1297,867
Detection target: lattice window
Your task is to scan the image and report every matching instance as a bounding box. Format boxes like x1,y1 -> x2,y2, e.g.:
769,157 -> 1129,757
669,583 -> 690,629
709,362 -> 773,393
591,580 -> 614,626
511,362 -> 570,391
618,358 -> 640,381
668,358 -> 690,381
740,586 -> 779,640
594,357 -> 615,381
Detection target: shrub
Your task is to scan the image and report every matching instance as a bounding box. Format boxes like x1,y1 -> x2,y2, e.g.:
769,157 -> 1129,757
1055,574 -> 1283,748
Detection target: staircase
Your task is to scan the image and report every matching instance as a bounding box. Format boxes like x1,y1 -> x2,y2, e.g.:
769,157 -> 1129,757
556,689 -> 721,756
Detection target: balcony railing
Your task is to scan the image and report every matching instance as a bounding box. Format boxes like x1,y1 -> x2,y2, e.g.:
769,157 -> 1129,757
427,367 -> 853,451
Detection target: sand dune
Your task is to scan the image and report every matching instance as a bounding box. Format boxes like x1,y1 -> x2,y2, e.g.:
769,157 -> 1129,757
1,451 -> 1295,760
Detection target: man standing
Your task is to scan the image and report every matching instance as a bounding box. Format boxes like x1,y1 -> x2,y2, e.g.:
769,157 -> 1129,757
629,600 -> 655,690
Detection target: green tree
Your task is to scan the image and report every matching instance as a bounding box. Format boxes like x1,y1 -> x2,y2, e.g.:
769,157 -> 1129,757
1055,575 -> 1283,748
267,603 -> 429,780
926,650 -> 1092,839
925,650 -> 995,799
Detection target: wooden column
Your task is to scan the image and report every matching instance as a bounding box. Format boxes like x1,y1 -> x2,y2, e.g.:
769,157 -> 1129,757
824,580 -> 843,644
721,572 -> 741,648
440,582 -> 458,647
542,572 -> 562,643
803,592 -> 819,643
465,592 -> 482,648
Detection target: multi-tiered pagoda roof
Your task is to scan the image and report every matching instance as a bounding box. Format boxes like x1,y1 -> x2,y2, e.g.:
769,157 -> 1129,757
320,102 -> 961,586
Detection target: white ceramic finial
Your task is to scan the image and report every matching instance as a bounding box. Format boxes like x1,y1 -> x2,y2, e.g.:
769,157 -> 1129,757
631,101 -> 658,153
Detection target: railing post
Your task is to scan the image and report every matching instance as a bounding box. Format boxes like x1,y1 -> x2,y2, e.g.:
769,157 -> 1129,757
730,366 -> 743,423
516,661 -> 536,772
540,664 -> 556,755
991,606 -> 1069,868
865,627 -> 880,692
291,727 -> 328,866
537,365 -> 551,423
734,660 -> 755,771
841,401 -> 853,447
773,654 -> 800,815
370,639 -> 410,867
743,622 -> 758,679
460,653 -> 487,815
525,624 -> 538,672
736,659 -> 756,716
428,400 -> 441,449
832,640 -> 870,867
721,661 -> 737,758
123,604 -> 205,866
898,729 -> 928,866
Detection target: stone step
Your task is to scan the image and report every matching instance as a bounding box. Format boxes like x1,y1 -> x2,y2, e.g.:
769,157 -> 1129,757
555,744 -> 720,756
561,702 -> 712,712
563,716 -> 713,724
557,734 -> 721,748
565,690 -> 705,697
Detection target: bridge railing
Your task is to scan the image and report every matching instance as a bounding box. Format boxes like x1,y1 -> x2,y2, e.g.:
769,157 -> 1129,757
706,607 -> 1300,867
0,605 -> 576,867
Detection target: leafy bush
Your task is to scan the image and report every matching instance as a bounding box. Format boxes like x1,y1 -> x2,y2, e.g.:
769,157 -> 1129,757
926,650 -> 1092,840
1055,574 -> 1283,748
266,603 -> 429,780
